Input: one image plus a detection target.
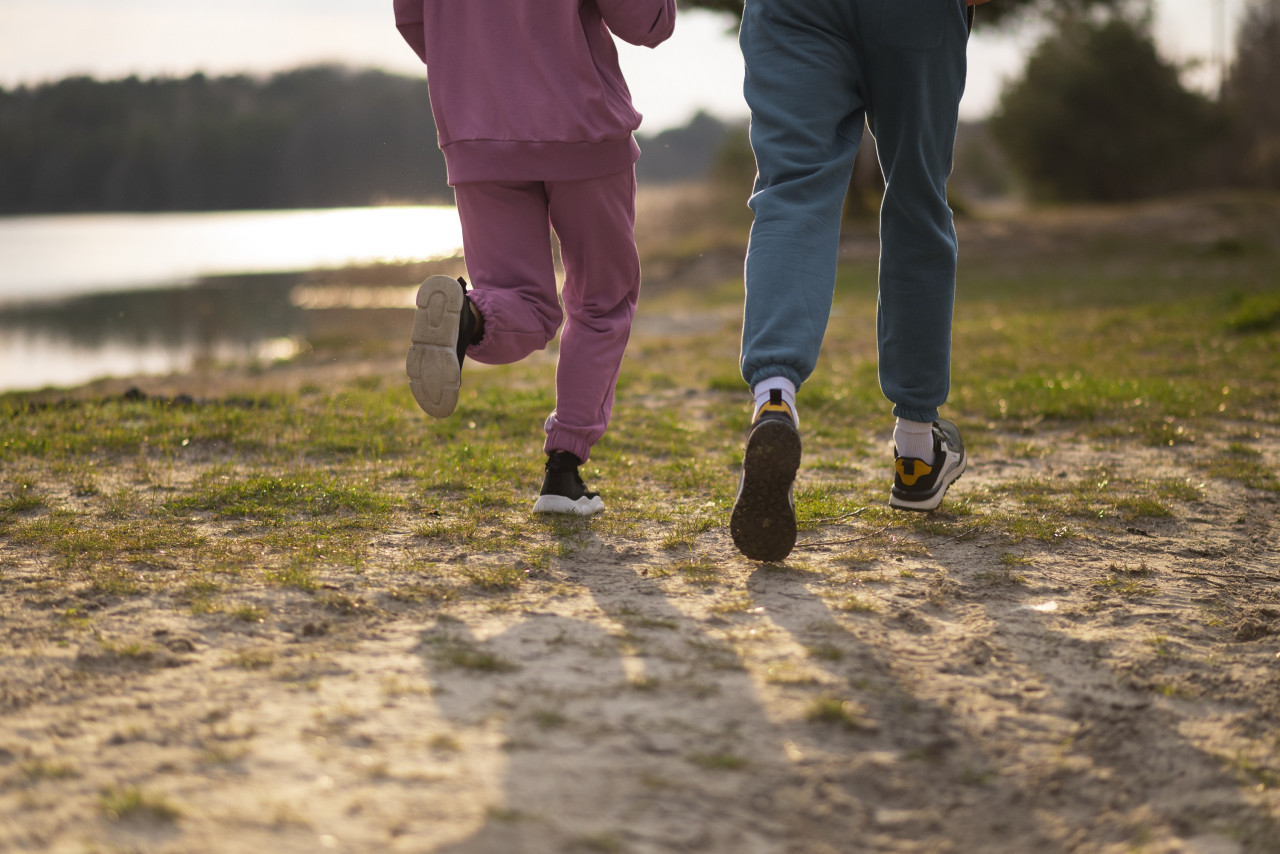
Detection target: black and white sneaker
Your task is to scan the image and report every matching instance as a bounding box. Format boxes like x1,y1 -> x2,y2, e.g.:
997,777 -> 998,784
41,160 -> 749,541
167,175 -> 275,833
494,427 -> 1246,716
730,389 -> 801,561
407,275 -> 477,418
532,451 -> 605,516
889,418 -> 966,512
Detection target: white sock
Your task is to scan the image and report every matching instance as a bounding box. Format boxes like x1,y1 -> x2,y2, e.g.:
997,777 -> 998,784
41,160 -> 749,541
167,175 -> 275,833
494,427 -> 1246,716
752,377 -> 798,427
894,418 -> 936,464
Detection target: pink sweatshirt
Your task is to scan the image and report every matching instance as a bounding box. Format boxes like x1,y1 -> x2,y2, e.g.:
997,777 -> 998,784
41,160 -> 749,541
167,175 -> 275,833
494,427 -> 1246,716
393,0 -> 676,185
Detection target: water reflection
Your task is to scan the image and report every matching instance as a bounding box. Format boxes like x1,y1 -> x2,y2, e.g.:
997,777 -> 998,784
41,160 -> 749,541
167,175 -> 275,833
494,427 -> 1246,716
0,274 -> 309,392
0,205 -> 464,393
0,207 -> 463,304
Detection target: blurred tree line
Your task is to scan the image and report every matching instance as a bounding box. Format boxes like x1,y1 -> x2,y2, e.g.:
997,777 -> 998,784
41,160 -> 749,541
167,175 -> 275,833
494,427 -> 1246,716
0,65 -> 738,215
0,66 -> 449,213
4,1 -> 1278,213
679,0 -> 1126,27
684,0 -> 1280,205
991,0 -> 1280,201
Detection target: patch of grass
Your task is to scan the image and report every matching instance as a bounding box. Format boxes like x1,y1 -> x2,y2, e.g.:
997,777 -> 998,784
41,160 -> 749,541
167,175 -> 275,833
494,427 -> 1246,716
462,564 -> 529,592
687,752 -> 748,771
660,515 -> 716,550
1092,563 -> 1159,598
975,567 -> 1028,586
200,744 -> 251,765
796,486 -> 865,530
99,785 -> 181,823
1197,444 -> 1280,491
804,695 -> 868,730
19,759 -> 81,783
805,643 -> 845,661
230,604 -> 268,623
1110,561 -> 1153,576
429,734 -> 461,752
674,556 -> 720,586
960,766 -> 997,787
764,662 -> 822,686
568,833 -> 625,853
1144,634 -> 1175,658
10,512 -> 206,571
264,564 -> 318,592
835,547 -> 879,568
1,479 -> 43,513
90,568 -> 147,596
985,470 -> 1181,528
709,593 -> 756,616
1227,750 -> 1280,790
1112,495 -> 1172,520
627,674 -> 660,691
71,471 -> 100,497
386,582 -> 457,605
413,514 -> 479,543
426,634 -> 517,673
531,709 -> 568,730
828,592 -> 878,613
57,606 -> 93,630
168,471 -> 396,522
98,639 -> 156,660
1224,293 -> 1280,334
232,648 -> 275,671
610,606 -> 679,631
1152,477 -> 1205,503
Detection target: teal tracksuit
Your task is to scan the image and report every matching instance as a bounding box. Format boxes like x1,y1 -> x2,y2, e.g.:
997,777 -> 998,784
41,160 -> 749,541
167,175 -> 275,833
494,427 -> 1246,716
739,0 -> 971,423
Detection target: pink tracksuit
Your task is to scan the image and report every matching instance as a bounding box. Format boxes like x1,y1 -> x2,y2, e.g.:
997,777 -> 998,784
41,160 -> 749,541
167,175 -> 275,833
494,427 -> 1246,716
393,0 -> 676,461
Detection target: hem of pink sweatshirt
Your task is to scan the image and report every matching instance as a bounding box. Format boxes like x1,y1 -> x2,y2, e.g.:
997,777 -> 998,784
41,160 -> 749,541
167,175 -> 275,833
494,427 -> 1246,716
443,137 -> 640,185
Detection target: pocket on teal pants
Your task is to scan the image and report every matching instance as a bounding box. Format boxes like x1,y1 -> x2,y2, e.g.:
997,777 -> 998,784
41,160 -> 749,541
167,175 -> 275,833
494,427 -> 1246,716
877,0 -> 950,50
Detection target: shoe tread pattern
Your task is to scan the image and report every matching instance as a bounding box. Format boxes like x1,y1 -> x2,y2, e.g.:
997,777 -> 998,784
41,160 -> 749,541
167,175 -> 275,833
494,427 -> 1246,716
731,418 -> 801,561
407,275 -> 464,418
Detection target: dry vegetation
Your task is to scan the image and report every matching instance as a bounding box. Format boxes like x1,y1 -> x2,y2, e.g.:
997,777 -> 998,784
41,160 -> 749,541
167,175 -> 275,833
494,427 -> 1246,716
1,191 -> 1279,853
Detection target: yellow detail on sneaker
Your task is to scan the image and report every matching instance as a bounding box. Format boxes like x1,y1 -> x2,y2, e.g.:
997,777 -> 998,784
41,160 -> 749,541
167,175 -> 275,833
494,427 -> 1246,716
753,400 -> 794,424
896,457 -> 933,487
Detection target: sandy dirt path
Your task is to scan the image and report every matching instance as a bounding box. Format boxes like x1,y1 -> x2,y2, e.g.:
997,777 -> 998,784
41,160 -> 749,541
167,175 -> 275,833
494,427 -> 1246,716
3,198 -> 1280,853
2,379 -> 1277,853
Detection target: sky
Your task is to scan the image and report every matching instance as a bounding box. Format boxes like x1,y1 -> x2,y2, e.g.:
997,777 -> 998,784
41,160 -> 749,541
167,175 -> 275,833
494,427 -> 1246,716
0,0 -> 1247,132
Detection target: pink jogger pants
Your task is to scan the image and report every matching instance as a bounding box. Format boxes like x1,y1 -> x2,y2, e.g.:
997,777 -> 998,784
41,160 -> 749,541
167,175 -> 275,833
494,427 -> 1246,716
452,168 -> 641,462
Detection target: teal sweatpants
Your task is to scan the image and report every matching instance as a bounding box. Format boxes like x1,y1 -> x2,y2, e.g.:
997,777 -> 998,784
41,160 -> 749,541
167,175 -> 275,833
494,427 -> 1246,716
739,0 -> 970,423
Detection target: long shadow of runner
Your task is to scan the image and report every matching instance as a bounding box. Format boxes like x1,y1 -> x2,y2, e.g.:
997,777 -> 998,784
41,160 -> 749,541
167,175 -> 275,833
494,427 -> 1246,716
748,550 -> 1276,852
743,561 -> 1056,852
418,541 -> 805,853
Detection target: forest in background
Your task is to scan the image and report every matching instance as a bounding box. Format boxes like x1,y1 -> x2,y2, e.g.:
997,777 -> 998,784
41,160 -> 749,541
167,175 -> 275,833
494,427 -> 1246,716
0,67 -> 735,215
2,0 -> 1278,215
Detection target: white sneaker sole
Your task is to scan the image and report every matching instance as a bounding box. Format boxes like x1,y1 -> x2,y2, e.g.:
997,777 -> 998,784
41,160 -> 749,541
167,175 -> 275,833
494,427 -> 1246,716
532,494 -> 605,516
407,275 -> 464,418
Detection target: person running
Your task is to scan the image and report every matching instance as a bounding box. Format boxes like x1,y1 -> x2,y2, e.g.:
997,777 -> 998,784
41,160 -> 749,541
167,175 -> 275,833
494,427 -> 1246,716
393,0 -> 676,515
730,0 -> 988,560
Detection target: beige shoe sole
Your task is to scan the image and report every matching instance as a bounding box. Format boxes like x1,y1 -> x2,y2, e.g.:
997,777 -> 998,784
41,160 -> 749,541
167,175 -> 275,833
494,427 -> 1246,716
406,275 -> 464,418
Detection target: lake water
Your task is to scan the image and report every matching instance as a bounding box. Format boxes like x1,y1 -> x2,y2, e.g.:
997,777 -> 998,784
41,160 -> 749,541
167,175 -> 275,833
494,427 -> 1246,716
0,207 -> 463,393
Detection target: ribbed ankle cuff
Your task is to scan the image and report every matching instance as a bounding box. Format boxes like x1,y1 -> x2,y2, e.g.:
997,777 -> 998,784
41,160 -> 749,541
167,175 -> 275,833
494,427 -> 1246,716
544,431 -> 592,464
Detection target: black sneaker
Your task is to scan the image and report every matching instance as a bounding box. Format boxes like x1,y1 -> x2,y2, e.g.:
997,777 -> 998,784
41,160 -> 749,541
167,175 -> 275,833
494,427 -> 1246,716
730,389 -> 801,561
407,275 -> 477,418
890,418 -> 966,512
532,451 -> 605,516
